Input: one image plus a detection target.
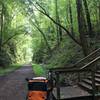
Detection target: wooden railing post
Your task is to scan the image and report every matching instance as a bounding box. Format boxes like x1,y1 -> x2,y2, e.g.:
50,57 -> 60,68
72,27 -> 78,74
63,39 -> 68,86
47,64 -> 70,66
48,70 -> 54,90
91,68 -> 97,100
78,71 -> 81,82
56,72 -> 60,100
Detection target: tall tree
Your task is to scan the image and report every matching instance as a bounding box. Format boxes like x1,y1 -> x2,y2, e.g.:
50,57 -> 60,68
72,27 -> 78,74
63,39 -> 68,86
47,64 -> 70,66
69,0 -> 74,37
76,0 -> 90,56
29,12 -> 52,55
83,0 -> 93,38
33,1 -> 81,46
55,0 -> 62,46
99,2 -> 100,23
0,2 -> 4,51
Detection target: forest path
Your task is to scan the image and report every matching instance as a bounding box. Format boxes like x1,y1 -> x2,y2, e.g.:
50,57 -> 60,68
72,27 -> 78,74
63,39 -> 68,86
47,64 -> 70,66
0,65 -> 34,100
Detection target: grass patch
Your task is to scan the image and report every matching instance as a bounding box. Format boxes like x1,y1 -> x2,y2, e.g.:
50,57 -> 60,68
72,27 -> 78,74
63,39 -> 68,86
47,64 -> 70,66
32,64 -> 46,76
0,64 -> 22,76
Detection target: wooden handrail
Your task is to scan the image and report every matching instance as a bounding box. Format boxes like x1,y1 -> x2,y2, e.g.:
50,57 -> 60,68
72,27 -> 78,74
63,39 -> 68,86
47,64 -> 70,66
53,68 -> 91,73
49,56 -> 100,73
73,48 -> 100,64
50,56 -> 100,74
80,56 -> 100,70
49,48 -> 100,71
49,49 -> 100,100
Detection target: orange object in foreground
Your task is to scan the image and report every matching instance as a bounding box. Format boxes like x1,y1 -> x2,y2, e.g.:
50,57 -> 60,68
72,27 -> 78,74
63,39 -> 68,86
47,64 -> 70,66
27,77 -> 48,100
28,91 -> 47,100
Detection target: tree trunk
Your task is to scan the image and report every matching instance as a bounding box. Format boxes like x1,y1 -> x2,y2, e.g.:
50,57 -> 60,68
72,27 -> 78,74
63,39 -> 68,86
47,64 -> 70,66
0,3 -> 4,51
29,18 -> 52,56
58,21 -> 62,41
76,0 -> 89,56
69,0 -> 74,37
99,2 -> 100,23
83,0 -> 93,38
55,0 -> 60,46
55,0 -> 62,46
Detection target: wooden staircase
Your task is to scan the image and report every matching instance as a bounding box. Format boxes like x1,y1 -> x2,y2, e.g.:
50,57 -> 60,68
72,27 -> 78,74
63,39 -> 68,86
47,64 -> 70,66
48,48 -> 100,100
79,70 -> 100,93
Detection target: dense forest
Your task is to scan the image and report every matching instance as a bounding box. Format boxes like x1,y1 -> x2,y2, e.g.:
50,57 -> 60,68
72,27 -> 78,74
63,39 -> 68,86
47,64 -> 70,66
0,0 -> 100,74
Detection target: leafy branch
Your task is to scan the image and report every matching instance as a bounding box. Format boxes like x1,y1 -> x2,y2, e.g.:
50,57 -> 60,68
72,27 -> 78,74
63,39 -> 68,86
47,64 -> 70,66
33,1 -> 81,46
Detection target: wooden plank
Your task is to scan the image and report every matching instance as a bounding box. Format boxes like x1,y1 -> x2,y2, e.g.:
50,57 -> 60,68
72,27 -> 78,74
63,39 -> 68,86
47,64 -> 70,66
56,72 -> 60,99
59,96 -> 93,100
54,69 -> 91,73
53,86 -> 91,99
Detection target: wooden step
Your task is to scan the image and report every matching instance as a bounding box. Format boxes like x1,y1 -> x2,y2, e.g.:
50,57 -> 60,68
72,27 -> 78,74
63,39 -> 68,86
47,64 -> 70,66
53,86 -> 91,99
87,77 -> 100,83
83,79 -> 100,86
78,82 -> 92,93
63,96 -> 93,100
96,70 -> 100,74
95,73 -> 100,78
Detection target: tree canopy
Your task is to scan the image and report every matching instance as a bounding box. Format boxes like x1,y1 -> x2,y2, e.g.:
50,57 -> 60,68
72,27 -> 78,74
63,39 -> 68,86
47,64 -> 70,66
0,0 -> 100,67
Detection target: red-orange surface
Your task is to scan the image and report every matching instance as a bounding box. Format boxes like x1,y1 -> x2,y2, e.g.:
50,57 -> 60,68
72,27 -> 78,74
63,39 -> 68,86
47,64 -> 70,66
28,91 -> 47,100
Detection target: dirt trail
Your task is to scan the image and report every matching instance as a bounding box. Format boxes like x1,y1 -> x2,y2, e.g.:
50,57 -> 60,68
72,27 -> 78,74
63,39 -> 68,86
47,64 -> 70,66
0,65 -> 34,100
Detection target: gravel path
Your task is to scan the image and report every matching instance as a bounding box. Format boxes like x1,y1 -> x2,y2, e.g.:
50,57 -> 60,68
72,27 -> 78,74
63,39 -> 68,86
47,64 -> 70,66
0,65 -> 34,100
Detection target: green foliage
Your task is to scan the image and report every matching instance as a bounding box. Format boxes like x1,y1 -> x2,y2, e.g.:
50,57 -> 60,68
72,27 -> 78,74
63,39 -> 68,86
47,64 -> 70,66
46,37 -> 83,68
0,64 -> 21,76
32,40 -> 51,63
0,0 -> 33,67
32,64 -> 46,76
0,49 -> 12,67
15,34 -> 33,64
0,0 -> 99,74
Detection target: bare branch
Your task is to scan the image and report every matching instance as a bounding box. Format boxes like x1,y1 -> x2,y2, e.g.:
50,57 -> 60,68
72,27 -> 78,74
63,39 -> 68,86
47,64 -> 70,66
29,18 -> 52,54
20,4 -> 52,54
35,2 -> 81,46
2,26 -> 24,46
36,2 -> 47,14
2,33 -> 19,46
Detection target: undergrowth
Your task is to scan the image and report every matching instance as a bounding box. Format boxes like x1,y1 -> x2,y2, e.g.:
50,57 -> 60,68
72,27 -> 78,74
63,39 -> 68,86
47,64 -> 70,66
45,37 -> 83,68
32,64 -> 46,77
0,64 -> 22,76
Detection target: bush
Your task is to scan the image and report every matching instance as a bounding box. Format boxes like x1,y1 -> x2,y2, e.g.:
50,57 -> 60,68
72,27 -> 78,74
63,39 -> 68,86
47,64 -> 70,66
0,49 -> 12,67
32,64 -> 46,76
0,64 -> 21,76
